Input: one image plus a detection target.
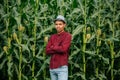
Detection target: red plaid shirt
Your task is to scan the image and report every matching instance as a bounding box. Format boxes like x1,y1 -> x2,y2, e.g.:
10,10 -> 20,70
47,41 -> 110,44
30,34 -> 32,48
46,31 -> 71,69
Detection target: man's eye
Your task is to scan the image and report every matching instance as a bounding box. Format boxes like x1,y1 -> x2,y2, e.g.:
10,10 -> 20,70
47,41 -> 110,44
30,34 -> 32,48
55,23 -> 62,25
59,24 -> 62,25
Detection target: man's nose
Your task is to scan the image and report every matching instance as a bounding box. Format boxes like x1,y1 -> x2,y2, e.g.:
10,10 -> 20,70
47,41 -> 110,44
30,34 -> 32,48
56,25 -> 60,27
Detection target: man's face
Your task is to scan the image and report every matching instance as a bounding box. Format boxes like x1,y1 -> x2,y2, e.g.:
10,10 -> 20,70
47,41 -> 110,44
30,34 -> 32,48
55,20 -> 66,33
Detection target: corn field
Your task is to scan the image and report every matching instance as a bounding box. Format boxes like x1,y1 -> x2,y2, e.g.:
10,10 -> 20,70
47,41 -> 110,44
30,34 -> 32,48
0,0 -> 120,80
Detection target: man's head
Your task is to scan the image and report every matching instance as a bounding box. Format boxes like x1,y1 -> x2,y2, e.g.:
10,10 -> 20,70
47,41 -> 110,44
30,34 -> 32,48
54,15 -> 66,33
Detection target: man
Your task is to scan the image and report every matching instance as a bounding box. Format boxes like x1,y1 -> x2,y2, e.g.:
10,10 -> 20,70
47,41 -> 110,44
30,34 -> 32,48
46,15 -> 72,80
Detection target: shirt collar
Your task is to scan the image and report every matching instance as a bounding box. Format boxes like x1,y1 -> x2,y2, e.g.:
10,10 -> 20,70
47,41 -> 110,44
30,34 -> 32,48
57,31 -> 65,36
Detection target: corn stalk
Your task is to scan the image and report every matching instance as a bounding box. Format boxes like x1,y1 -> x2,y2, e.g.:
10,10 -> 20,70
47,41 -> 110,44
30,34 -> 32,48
95,0 -> 101,78
31,17 -> 37,80
16,1 -> 23,80
82,0 -> 87,79
31,0 -> 39,80
3,0 -> 12,80
110,0 -> 116,80
18,44 -> 22,80
3,38 -> 12,80
18,25 -> 23,80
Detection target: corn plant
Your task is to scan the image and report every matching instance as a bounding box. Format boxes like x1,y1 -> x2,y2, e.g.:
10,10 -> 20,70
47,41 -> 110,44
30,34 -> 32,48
94,0 -> 102,78
3,38 -> 12,80
107,0 -> 116,80
83,0 -> 87,79
31,0 -> 39,80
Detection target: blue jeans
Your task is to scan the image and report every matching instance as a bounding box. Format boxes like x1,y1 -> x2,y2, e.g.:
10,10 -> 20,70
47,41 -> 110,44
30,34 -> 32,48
50,65 -> 68,80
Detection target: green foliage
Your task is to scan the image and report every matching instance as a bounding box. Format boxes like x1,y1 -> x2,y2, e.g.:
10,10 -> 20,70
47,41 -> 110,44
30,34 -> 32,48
0,0 -> 120,80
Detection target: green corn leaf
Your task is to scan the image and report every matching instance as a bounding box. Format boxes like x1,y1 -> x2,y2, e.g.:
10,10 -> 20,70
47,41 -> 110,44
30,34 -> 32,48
0,58 -> 7,69
72,25 -> 84,39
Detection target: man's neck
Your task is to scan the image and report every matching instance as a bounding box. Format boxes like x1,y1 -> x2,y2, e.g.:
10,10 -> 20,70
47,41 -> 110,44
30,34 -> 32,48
57,30 -> 64,34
